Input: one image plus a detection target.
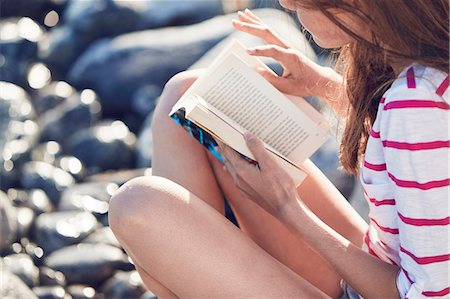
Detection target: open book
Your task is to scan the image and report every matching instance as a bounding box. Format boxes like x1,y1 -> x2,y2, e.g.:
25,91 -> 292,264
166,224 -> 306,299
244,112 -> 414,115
170,40 -> 330,185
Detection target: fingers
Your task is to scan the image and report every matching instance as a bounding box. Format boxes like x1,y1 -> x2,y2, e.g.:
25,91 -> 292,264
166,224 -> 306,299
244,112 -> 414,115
237,11 -> 259,25
255,67 -> 293,94
243,132 -> 276,170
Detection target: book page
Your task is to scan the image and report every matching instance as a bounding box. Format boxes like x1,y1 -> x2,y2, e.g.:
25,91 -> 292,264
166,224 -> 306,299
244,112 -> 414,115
192,53 -> 329,165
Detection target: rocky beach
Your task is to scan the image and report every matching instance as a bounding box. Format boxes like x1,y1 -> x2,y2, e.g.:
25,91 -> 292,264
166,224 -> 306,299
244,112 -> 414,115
0,1 -> 366,298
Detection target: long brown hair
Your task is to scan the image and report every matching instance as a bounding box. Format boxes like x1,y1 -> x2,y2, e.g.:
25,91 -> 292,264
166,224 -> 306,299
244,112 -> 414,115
297,0 -> 449,175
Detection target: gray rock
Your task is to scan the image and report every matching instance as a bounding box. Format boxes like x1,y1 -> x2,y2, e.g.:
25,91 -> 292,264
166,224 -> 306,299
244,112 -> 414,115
100,270 -> 146,299
0,191 -> 17,251
38,89 -> 102,145
83,227 -> 121,248
59,182 -> 118,221
140,291 -> 158,299
0,269 -> 38,299
32,285 -> 72,299
39,266 -> 67,287
310,138 -> 356,200
8,188 -> 54,215
0,18 -> 42,88
135,111 -> 154,168
67,13 -> 236,116
21,161 -> 75,206
3,253 -> 40,288
0,0 -> 67,23
33,211 -> 98,254
44,243 -> 133,286
31,141 -> 64,165
66,285 -> 96,299
33,81 -> 77,115
66,121 -> 136,174
16,206 -> 35,240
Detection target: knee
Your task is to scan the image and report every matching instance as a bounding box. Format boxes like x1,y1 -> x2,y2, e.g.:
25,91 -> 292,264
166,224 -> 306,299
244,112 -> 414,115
151,69 -> 203,130
108,176 -> 182,238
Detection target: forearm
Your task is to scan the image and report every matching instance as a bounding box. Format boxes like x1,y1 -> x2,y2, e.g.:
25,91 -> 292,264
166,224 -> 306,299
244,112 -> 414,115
280,197 -> 400,299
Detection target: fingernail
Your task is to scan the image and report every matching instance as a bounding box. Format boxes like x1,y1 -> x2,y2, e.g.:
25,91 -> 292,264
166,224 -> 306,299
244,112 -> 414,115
245,8 -> 250,13
244,132 -> 254,141
246,48 -> 256,53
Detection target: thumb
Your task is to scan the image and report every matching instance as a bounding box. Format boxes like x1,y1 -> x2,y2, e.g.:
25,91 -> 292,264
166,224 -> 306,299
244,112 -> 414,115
256,67 -> 292,94
243,132 -> 272,169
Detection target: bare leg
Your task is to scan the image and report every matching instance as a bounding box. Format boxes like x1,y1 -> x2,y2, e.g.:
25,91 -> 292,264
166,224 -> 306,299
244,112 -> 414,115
150,70 -> 367,298
109,176 -> 328,298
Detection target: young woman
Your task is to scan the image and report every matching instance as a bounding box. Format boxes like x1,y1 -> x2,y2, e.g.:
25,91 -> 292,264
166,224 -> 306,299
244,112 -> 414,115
109,1 -> 449,298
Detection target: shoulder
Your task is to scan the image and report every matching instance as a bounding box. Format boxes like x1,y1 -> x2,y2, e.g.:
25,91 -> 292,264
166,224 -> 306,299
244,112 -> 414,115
383,64 -> 449,106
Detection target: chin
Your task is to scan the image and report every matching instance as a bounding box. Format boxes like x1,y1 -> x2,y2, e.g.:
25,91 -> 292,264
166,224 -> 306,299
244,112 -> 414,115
313,36 -> 347,49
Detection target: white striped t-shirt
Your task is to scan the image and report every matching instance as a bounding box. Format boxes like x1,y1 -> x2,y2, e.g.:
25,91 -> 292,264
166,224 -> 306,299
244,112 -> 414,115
360,64 -> 449,298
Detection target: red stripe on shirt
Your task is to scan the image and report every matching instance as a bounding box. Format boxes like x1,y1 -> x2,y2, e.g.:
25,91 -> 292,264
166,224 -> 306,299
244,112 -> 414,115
400,246 -> 450,265
384,100 -> 450,110
364,232 -> 381,259
402,267 -> 414,284
382,140 -> 450,150
370,129 -> 380,138
380,97 -> 386,104
388,173 -> 450,190
364,161 -> 387,171
363,191 -> 396,206
422,287 -> 450,297
370,218 -> 399,234
435,75 -> 449,97
406,67 -> 416,88
398,212 -> 450,226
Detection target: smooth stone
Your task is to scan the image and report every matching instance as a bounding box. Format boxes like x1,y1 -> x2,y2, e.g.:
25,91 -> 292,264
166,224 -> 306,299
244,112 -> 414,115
0,0 -> 67,24
31,141 -> 64,165
0,18 -> 41,88
21,161 -> 75,206
66,121 -> 136,174
33,81 -> 77,115
131,84 -> 160,119
59,182 -> 118,218
54,156 -> 86,182
85,168 -> 151,186
66,285 -> 96,299
33,211 -> 98,254
39,266 -> 67,287
310,138 -> 356,200
16,206 -> 35,240
100,270 -> 146,299
67,13 -> 235,116
135,111 -> 153,168
32,285 -> 72,299
0,190 -> 17,251
38,89 -> 102,145
8,188 -> 54,215
3,253 -> 40,288
44,243 -> 133,286
82,227 -> 121,248
2,138 -> 33,170
140,291 -> 158,299
0,270 -> 38,299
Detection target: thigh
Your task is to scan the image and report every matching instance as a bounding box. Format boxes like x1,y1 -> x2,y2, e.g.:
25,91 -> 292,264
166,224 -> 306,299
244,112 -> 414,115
207,153 -> 367,298
110,176 -> 328,299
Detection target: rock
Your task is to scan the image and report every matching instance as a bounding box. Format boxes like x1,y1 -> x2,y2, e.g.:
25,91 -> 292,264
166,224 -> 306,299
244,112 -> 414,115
140,291 -> 158,299
58,182 -> 117,221
16,206 -> 35,240
100,270 -> 146,299
66,285 -> 96,299
33,81 -> 77,115
131,85 -> 160,119
44,243 -> 133,286
67,14 -> 235,116
2,139 -> 34,190
21,161 -> 75,206
0,0 -> 67,24
135,111 -> 154,168
31,141 -> 64,165
310,138 -> 356,200
38,89 -> 102,145
0,270 -> 38,299
32,285 -> 72,299
0,18 -> 43,88
0,82 -> 36,145
54,156 -> 86,182
0,191 -> 17,251
85,168 -> 151,186
66,121 -> 136,174
3,253 -> 40,288
33,211 -> 98,254
39,266 -> 67,287
83,227 -> 121,248
8,188 -> 54,215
